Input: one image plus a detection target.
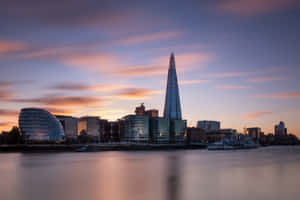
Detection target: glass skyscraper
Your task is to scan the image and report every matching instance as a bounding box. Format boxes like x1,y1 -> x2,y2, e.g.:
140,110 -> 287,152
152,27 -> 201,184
163,53 -> 182,120
163,53 -> 186,143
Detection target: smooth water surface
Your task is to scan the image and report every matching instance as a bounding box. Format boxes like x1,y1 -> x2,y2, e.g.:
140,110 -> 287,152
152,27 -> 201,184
1,146 -> 300,200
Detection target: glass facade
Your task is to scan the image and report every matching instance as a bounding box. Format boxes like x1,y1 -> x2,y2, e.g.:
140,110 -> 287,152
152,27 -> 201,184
170,119 -> 187,143
19,108 -> 64,141
150,117 -> 169,143
122,115 -> 149,142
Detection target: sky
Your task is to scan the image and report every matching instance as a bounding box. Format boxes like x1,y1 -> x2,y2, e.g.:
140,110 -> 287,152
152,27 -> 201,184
0,0 -> 300,136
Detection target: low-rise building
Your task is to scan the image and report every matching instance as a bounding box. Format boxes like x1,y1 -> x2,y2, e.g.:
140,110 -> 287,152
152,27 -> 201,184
187,127 -> 206,143
275,121 -> 287,136
19,108 -> 64,142
197,120 -> 220,131
246,127 -> 262,141
121,115 -> 150,142
78,116 -> 101,143
170,119 -> 187,143
150,117 -> 169,143
56,115 -> 78,141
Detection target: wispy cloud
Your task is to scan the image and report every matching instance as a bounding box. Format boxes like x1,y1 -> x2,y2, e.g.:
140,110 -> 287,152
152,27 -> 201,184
0,80 -> 35,101
180,80 -> 211,85
0,1 -> 143,29
62,52 -> 214,77
242,111 -> 273,119
0,40 -> 27,54
118,31 -> 182,45
49,82 -> 130,92
0,81 -> 15,101
113,88 -> 163,100
204,72 -> 252,78
11,95 -> 103,107
0,109 -> 19,117
248,76 -> 291,83
111,65 -> 166,77
217,0 -> 299,16
154,52 -> 214,69
255,92 -> 300,99
63,53 -> 121,72
43,107 -> 78,116
216,85 -> 251,89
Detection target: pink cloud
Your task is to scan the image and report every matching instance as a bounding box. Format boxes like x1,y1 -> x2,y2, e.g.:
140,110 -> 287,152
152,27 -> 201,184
0,40 -> 27,54
248,76 -> 291,83
11,95 -> 103,107
50,82 -> 131,92
113,88 -> 163,100
217,0 -> 299,16
154,52 -> 214,69
62,51 -> 214,77
205,72 -> 252,78
255,92 -> 300,98
0,109 -> 18,117
216,85 -> 251,89
118,31 -> 182,45
63,53 -> 120,72
43,107 -> 79,116
242,111 -> 273,119
180,80 -> 211,85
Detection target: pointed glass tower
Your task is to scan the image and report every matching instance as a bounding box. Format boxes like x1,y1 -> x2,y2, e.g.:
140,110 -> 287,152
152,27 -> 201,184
163,53 -> 182,120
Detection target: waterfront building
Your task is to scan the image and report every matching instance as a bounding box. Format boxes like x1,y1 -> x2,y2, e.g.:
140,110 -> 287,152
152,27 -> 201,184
206,129 -> 237,143
78,116 -> 101,142
56,115 -> 78,140
163,53 -> 186,143
19,108 -> 64,142
197,120 -> 220,131
121,115 -> 150,142
170,119 -> 187,143
109,121 -> 121,142
99,119 -> 109,142
135,103 -> 146,115
186,127 -> 207,143
150,117 -> 169,143
246,127 -> 262,141
275,121 -> 287,136
164,53 -> 182,120
145,109 -> 159,118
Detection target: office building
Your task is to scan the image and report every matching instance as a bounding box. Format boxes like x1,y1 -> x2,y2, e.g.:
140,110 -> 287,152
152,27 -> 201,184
19,108 -> 64,142
56,115 -> 78,139
187,127 -> 207,143
121,115 -> 150,142
163,53 -> 186,143
150,117 -> 169,143
197,120 -> 220,131
135,103 -> 146,115
145,109 -> 159,118
163,53 -> 182,120
246,127 -> 262,141
275,121 -> 287,136
78,116 -> 101,142
170,119 -> 187,143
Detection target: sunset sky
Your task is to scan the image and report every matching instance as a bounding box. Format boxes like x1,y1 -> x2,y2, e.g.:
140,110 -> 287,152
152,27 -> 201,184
0,0 -> 300,136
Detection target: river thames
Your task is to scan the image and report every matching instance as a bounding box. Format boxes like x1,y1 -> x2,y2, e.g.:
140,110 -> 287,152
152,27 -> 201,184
1,146 -> 300,200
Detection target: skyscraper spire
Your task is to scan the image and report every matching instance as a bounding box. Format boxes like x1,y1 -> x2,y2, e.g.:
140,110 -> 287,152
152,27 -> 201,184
163,53 -> 182,120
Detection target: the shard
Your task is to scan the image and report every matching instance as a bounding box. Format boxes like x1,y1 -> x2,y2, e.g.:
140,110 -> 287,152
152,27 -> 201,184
163,53 -> 182,120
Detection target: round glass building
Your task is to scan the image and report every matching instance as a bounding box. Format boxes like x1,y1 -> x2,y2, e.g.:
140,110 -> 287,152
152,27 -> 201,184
19,108 -> 64,142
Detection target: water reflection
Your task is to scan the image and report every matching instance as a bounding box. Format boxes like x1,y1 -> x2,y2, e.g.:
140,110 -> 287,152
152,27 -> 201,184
167,153 -> 181,200
1,147 -> 300,200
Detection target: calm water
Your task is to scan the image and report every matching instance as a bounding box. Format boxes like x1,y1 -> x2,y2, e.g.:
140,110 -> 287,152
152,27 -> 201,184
1,146 -> 300,200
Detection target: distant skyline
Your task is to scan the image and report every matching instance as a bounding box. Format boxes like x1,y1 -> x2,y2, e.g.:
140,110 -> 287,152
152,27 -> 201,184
0,0 -> 300,136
